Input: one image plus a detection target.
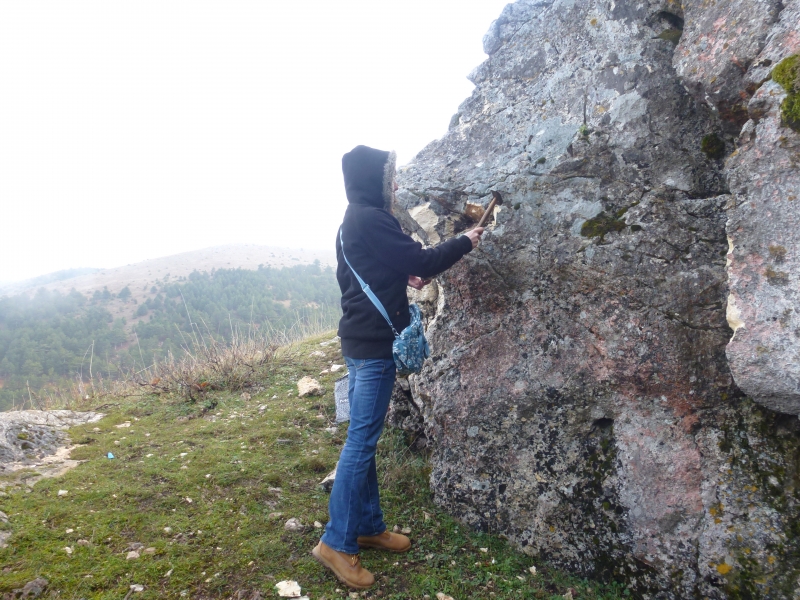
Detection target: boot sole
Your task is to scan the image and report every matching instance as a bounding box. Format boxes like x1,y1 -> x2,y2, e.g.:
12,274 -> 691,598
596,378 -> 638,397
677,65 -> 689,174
311,545 -> 373,590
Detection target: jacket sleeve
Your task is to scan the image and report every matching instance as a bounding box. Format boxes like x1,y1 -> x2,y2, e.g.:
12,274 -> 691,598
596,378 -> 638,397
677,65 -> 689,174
361,211 -> 474,278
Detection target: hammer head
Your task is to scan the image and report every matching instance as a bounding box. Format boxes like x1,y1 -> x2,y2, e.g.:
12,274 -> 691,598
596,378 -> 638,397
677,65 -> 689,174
490,190 -> 504,206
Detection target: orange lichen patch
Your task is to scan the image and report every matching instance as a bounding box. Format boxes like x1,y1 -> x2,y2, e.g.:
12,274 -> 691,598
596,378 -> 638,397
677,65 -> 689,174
717,563 -> 733,575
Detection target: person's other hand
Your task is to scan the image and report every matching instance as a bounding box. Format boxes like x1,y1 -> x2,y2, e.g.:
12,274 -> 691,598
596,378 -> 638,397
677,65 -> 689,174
465,227 -> 485,249
408,276 -> 432,290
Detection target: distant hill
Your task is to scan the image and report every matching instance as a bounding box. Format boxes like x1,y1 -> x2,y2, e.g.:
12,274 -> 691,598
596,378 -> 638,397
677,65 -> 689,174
0,268 -> 101,297
0,255 -> 341,410
0,244 -> 336,301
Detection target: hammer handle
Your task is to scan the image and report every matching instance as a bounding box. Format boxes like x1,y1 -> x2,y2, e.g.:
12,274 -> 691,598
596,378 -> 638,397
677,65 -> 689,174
475,197 -> 499,229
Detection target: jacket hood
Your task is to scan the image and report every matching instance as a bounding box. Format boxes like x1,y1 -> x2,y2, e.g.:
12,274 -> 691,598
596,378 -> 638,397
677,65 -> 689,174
342,145 -> 396,209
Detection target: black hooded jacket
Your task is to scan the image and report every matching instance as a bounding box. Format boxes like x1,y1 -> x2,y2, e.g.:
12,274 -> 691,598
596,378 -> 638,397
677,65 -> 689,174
336,145 -> 473,359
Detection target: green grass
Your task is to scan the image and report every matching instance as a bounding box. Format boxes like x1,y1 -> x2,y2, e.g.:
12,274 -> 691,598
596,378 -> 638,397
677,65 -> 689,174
0,333 -> 626,599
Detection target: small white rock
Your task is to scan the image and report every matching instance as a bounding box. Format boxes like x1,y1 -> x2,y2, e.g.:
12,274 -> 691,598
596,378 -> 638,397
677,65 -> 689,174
163,527 -> 173,534
297,376 -> 323,397
330,364 -> 344,372
130,584 -> 145,592
115,422 -> 131,428
401,527 -> 411,534
126,551 -> 140,560
77,539 -> 90,546
310,351 -> 325,357
436,593 -> 455,600
185,497 -> 192,503
480,547 -> 489,553
65,528 -> 74,533
144,547 -> 156,555
58,490 -> 69,497
64,546 -> 73,555
314,521 -> 323,529
284,518 -> 304,532
529,565 -> 537,575
275,580 -> 302,597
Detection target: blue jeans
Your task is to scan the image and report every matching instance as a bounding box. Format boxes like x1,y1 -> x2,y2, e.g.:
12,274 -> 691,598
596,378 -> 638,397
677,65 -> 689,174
321,356 -> 396,554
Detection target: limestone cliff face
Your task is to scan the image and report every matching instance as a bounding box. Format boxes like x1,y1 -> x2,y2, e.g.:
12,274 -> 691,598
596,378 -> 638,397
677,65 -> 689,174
394,0 -> 800,597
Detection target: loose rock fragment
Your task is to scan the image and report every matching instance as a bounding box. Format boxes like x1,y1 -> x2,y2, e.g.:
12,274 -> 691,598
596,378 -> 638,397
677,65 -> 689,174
11,577 -> 49,598
275,580 -> 302,597
297,377 -> 323,397
284,518 -> 304,532
320,465 -> 337,492
126,551 -> 140,560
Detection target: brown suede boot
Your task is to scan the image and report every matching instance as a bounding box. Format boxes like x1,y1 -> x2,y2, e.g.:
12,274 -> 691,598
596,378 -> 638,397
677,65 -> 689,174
357,531 -> 412,553
312,541 -> 375,589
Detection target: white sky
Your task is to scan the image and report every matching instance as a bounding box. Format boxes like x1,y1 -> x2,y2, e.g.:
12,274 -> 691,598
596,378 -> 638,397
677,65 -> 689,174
0,1 -> 510,283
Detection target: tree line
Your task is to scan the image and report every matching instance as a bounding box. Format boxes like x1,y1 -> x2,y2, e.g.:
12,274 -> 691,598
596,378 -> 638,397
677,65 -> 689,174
0,263 -> 340,410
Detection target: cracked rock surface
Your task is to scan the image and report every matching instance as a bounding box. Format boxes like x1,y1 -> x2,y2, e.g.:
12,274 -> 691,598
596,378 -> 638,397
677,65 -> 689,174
393,0 -> 800,597
0,410 -> 103,470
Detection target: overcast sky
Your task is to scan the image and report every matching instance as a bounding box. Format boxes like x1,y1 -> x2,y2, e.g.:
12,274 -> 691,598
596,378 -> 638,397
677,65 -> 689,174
0,1 -> 510,283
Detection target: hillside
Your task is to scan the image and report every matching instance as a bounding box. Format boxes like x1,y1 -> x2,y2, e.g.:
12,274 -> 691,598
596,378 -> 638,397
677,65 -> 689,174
0,262 -> 340,412
0,334 -> 625,599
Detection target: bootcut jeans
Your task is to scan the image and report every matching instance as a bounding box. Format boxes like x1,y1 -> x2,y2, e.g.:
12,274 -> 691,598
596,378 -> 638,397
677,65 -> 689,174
321,356 -> 396,554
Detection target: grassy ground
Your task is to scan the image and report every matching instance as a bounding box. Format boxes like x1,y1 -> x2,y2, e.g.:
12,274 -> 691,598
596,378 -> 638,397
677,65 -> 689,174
0,333 -> 627,599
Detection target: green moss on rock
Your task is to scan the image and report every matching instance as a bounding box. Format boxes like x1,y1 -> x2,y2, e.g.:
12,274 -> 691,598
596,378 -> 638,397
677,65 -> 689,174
781,93 -> 800,132
701,133 -> 726,160
773,55 -> 800,132
581,211 -> 626,240
772,55 -> 800,93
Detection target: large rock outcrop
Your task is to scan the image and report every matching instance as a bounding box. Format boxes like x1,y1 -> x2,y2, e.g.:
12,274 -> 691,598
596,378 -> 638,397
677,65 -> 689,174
393,0 -> 800,597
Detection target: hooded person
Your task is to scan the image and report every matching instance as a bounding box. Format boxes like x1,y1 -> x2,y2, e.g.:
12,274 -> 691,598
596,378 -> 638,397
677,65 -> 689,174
312,145 -> 483,589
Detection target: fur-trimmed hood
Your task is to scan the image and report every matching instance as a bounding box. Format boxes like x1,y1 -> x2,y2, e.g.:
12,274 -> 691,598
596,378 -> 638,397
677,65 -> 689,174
341,145 -> 396,210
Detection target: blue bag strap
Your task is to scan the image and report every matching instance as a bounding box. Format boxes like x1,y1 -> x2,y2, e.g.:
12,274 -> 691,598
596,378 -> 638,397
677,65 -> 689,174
339,228 -> 400,338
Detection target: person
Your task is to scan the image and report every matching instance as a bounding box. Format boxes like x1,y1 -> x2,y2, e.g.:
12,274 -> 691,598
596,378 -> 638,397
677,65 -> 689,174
312,145 -> 484,589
